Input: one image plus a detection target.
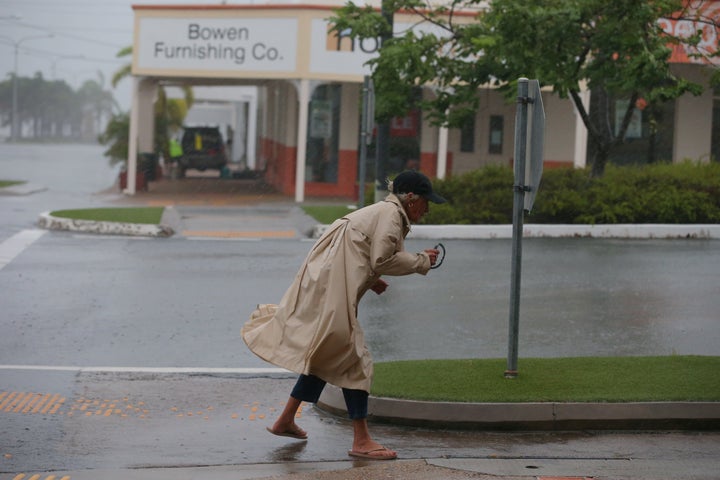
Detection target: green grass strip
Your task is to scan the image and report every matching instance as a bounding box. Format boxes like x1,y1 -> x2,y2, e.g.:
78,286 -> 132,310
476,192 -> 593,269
302,205 -> 355,224
50,207 -> 164,225
0,180 -> 24,188
372,356 -> 720,403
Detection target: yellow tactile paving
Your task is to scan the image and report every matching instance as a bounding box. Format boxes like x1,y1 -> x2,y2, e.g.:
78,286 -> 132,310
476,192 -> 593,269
181,230 -> 297,238
11,474 -> 70,480
0,391 -> 296,422
0,392 -> 66,414
537,477 -> 594,480
2,394 -> 307,479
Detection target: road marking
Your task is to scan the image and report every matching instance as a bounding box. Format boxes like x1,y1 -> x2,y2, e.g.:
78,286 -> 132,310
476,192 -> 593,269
0,392 -> 66,414
0,229 -> 46,270
182,230 -> 297,238
185,236 -> 261,242
0,365 -> 291,374
11,475 -> 71,480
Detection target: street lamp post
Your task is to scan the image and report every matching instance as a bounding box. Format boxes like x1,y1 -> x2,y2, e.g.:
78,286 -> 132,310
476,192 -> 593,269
6,34 -> 54,141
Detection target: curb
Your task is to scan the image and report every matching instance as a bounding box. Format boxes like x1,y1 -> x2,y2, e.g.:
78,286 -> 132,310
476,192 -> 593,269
314,224 -> 720,239
317,385 -> 720,431
0,182 -> 47,196
37,212 -> 174,238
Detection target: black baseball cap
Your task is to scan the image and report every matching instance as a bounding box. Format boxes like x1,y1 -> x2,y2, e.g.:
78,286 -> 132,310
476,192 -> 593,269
392,170 -> 446,204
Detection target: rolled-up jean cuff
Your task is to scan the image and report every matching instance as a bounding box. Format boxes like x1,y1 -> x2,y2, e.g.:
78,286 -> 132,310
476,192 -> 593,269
290,374 -> 369,420
290,374 -> 326,404
342,388 -> 369,420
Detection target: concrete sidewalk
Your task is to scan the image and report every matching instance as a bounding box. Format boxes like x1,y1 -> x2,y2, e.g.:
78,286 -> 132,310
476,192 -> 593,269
32,176 -> 720,239
28,457 -> 720,480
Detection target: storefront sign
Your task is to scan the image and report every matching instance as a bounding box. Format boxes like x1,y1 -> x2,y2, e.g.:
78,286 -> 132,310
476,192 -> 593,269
310,18 -> 450,77
659,0 -> 720,65
310,19 -> 376,76
135,17 -> 298,73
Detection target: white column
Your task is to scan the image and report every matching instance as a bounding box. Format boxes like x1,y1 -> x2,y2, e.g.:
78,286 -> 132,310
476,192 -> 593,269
436,124 -> 449,179
295,79 -> 311,203
137,79 -> 157,154
125,77 -> 141,195
246,93 -> 258,170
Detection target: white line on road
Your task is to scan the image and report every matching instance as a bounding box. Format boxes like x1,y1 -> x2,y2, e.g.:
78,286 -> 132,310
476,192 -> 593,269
185,237 -> 261,242
0,365 -> 292,374
0,229 -> 46,270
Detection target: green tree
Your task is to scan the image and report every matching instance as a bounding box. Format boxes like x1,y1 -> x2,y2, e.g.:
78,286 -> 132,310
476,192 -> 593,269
0,71 -> 114,140
0,73 -> 82,140
97,112 -> 130,166
331,0 -> 719,177
77,73 -> 119,140
42,79 -> 79,138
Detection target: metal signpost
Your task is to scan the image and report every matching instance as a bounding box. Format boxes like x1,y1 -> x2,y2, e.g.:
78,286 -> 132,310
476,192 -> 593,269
358,76 -> 375,209
505,78 -> 545,378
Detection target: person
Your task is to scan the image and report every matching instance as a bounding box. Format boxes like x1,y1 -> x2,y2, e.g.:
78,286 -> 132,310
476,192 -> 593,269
241,170 -> 446,460
168,136 -> 183,161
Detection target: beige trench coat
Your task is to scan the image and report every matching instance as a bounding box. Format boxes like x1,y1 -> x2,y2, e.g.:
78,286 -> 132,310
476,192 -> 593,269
241,194 -> 431,392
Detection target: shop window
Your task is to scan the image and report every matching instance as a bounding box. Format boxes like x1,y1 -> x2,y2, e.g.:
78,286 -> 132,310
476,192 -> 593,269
460,117 -> 475,153
306,84 -> 341,183
364,110 -> 422,176
489,115 -> 503,154
587,90 -> 674,165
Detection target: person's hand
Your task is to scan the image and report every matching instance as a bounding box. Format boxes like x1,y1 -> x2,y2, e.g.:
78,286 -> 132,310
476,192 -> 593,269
371,278 -> 388,295
424,248 -> 440,266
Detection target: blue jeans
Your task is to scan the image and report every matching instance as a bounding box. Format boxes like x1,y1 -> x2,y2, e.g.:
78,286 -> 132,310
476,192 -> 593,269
290,374 -> 368,420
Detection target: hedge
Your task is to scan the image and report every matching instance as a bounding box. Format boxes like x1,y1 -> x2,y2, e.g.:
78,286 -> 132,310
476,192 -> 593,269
422,161 -> 720,225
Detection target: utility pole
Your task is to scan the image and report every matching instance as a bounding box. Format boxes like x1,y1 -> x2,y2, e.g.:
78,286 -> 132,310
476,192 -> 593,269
374,0 -> 394,202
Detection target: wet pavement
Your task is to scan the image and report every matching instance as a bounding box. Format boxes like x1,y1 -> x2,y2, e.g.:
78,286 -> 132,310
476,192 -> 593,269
3,369 -> 719,480
2,143 -> 720,479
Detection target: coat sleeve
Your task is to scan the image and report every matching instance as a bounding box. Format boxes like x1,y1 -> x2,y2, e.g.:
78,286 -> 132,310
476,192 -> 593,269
369,211 -> 431,276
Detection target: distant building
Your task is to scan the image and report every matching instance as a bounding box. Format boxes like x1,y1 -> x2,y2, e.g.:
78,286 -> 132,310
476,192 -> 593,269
125,1 -> 719,200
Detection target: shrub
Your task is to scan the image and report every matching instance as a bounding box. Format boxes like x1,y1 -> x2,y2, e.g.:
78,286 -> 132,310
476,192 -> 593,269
423,165 -> 514,224
423,161 -> 720,225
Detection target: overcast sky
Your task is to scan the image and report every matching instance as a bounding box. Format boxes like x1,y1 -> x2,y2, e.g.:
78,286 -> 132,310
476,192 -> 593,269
0,0 -> 251,111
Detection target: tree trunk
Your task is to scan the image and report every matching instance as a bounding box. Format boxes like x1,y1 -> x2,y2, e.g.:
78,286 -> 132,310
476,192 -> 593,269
570,87 -> 613,178
590,146 -> 609,178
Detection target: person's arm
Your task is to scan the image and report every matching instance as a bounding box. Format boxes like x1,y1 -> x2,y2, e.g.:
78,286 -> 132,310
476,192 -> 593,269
369,214 -> 431,276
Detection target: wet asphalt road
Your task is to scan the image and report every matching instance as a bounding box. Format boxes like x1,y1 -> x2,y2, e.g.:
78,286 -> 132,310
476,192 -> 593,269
2,143 -> 720,479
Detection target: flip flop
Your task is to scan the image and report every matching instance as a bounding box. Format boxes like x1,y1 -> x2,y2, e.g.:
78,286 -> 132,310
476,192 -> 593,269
266,426 -> 308,440
348,447 -> 397,460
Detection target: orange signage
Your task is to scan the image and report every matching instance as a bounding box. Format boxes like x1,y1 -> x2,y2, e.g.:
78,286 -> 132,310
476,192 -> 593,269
660,0 -> 720,64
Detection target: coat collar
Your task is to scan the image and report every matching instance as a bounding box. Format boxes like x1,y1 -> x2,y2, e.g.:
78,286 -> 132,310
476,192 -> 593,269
384,193 -> 411,236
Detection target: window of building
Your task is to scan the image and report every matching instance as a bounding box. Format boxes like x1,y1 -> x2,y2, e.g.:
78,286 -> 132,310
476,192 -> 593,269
460,116 -> 475,153
587,90 -> 674,165
306,84 -> 341,183
489,115 -> 503,154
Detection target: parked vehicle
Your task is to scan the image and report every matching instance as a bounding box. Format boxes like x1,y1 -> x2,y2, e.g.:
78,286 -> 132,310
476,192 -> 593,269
176,127 -> 228,177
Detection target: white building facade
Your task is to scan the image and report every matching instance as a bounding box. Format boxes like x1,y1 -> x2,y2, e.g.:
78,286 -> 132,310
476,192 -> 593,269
125,2 -> 719,201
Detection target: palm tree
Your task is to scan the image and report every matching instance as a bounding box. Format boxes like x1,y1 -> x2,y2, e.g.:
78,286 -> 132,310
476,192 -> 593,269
77,72 -> 118,140
100,46 -> 193,166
